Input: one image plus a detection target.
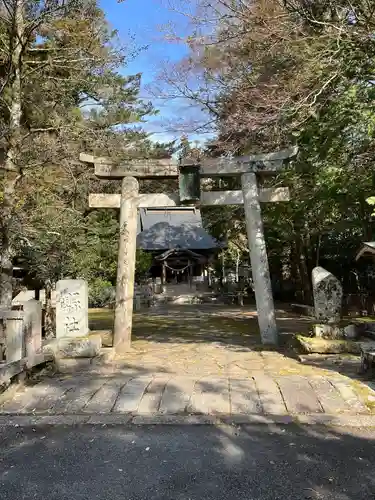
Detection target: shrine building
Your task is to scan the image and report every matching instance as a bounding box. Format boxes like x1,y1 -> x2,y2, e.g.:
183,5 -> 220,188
136,206 -> 222,285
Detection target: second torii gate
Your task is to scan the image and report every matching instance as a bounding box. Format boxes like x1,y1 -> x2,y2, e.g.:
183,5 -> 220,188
80,147 -> 297,353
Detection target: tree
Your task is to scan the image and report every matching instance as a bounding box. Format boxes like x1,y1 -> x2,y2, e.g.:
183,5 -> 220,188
0,0 -> 155,307
159,0 -> 375,302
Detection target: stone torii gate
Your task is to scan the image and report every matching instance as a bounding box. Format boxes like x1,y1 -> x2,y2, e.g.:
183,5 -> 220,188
81,147 -> 297,353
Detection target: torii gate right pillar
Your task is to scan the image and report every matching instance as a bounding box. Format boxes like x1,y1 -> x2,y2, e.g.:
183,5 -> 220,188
242,173 -> 277,344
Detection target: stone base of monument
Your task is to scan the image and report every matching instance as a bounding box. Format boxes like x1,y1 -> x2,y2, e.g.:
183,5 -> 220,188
91,329 -> 113,347
313,323 -> 344,339
312,323 -> 361,340
43,335 -> 102,372
296,334 -> 361,355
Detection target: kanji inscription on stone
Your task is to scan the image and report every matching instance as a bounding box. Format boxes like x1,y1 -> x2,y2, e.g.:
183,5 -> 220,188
56,280 -> 89,338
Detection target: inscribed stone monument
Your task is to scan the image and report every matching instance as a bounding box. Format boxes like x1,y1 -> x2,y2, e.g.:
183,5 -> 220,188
56,280 -> 89,338
312,267 -> 343,324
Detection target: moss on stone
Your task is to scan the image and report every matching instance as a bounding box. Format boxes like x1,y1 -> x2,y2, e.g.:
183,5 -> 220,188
296,334 -> 361,354
351,379 -> 375,413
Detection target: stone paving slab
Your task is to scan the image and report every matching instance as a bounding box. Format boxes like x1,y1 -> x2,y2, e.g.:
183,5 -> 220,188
276,376 -> 323,414
159,377 -> 196,414
230,378 -> 262,414
82,378 -> 130,414
189,377 -> 230,414
113,377 -> 152,413
254,375 -> 287,415
2,373 -> 374,419
331,380 -> 368,413
309,377 -> 352,413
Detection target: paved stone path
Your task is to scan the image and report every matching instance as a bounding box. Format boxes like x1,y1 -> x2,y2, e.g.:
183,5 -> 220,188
1,372 -> 374,418
2,304 -> 375,423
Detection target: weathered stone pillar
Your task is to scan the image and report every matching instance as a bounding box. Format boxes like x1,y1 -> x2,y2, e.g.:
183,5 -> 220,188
241,173 -> 278,344
4,311 -> 25,362
113,176 -> 139,353
161,261 -> 166,293
23,299 -> 42,360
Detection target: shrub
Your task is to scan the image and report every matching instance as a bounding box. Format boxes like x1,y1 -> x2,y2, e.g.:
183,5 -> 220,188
89,278 -> 115,308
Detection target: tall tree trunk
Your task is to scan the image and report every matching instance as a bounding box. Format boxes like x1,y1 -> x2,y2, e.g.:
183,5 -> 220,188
235,249 -> 240,282
0,0 -> 24,308
293,233 -> 312,304
298,244 -> 312,304
44,280 -> 55,338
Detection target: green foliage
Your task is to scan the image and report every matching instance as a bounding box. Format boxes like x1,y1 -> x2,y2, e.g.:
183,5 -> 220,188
367,197 -> 375,216
88,278 -> 115,308
135,249 -> 152,281
170,0 -> 375,300
0,0 -> 177,302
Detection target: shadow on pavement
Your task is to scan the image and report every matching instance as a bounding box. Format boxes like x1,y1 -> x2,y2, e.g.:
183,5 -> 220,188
0,418 -> 374,499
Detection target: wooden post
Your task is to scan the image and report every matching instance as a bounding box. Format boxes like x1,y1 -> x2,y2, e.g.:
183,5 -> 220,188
113,177 -> 139,353
241,173 -> 278,345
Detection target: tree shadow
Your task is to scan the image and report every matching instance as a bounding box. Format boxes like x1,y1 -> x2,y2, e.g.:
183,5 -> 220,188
1,407 -> 375,499
1,359 -> 375,499
88,303 -> 313,355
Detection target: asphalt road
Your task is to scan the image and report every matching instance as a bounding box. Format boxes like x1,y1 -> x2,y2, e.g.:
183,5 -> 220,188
1,423 -> 375,499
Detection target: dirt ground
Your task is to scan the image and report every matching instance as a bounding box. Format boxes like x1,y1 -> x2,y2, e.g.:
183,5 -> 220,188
88,304 -> 364,381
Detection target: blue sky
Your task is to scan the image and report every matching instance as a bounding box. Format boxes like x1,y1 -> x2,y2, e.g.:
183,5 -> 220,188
100,0 -> 199,142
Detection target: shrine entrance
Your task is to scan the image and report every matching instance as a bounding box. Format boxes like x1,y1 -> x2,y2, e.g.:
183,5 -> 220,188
154,248 -> 208,289
81,146 -> 297,353
135,205 -> 220,291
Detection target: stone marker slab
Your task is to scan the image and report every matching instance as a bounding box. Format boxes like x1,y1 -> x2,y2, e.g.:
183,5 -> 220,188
56,280 -> 89,338
276,376 -> 323,414
312,267 -> 343,324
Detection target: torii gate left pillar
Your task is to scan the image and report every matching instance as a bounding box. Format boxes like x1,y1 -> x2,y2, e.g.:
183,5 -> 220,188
113,176 -> 138,352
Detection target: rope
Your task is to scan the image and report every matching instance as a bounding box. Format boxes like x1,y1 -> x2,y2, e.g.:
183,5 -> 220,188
164,262 -> 191,273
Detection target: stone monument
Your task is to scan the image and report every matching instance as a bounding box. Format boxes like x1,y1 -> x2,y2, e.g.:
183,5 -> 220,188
311,267 -> 343,338
46,279 -> 101,372
56,279 -> 89,338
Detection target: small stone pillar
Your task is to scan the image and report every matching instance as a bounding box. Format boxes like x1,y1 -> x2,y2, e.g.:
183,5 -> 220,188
4,311 -> 25,362
134,293 -> 141,311
23,299 -> 42,360
312,267 -> 343,338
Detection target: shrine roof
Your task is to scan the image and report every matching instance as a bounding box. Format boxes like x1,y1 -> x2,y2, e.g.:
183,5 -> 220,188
155,248 -> 206,262
355,242 -> 375,260
136,207 -> 221,251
